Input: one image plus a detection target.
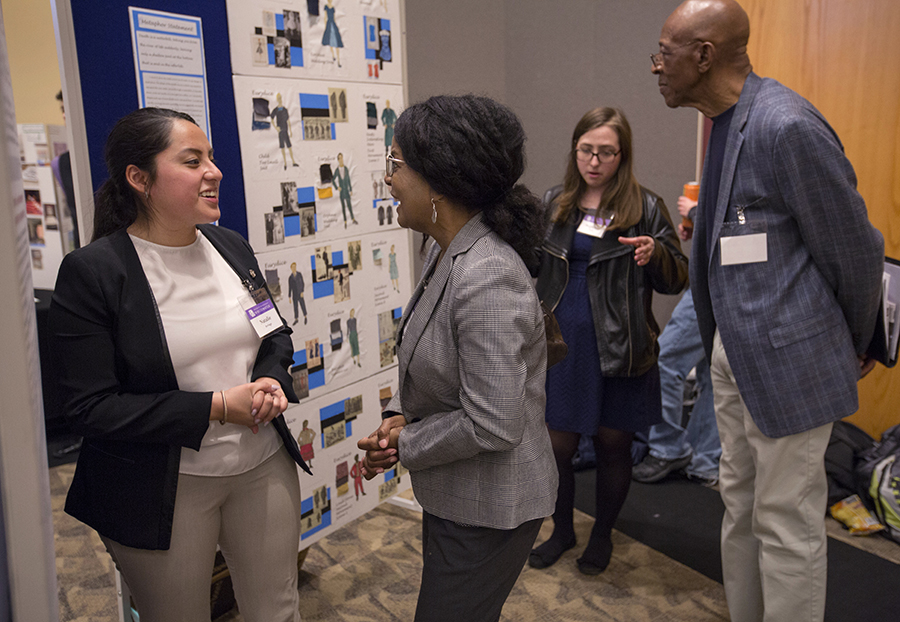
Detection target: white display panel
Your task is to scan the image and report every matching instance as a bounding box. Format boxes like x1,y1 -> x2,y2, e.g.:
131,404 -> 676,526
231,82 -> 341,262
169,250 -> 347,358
262,227 -> 412,402
283,367 -> 408,548
228,0 -> 412,544
232,75 -> 404,251
226,0 -> 402,84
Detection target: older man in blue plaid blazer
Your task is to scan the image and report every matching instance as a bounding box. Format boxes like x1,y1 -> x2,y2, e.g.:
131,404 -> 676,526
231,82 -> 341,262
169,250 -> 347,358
655,2 -> 884,621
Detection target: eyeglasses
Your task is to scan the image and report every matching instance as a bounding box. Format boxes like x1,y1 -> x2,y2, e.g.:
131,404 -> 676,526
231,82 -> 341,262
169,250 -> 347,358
575,146 -> 620,164
650,39 -> 702,69
385,154 -> 404,175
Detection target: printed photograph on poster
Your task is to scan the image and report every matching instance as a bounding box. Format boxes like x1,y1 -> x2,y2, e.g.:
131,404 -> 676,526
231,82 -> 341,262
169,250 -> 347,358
328,87 -> 348,123
347,240 -> 362,272
330,318 -> 343,350
31,249 -> 43,270
233,76 -> 405,249
377,308 -> 400,367
306,338 -> 322,368
363,14 -> 393,80
254,9 -> 304,70
28,217 -> 45,246
301,484 -> 329,536
25,190 -> 42,215
44,204 -> 59,230
346,309 -> 361,367
379,386 -> 392,410
378,474 -> 398,501
297,418 -> 316,466
265,266 -> 283,299
333,265 -> 351,302
301,93 -> 333,141
374,200 -> 394,227
336,460 -> 349,497
370,170 -> 390,200
292,366 -> 310,399
314,245 -> 333,281
364,95 -> 401,167
281,181 -> 299,214
265,212 -> 285,245
228,0 -> 404,82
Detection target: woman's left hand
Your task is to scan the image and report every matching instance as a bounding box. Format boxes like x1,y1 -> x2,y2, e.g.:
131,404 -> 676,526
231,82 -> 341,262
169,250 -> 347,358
357,415 -> 405,478
249,377 -> 289,426
618,235 -> 655,266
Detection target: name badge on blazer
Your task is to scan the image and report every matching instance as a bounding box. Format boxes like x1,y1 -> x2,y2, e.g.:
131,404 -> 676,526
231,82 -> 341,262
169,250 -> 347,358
238,286 -> 282,339
720,233 -> 767,265
720,206 -> 767,265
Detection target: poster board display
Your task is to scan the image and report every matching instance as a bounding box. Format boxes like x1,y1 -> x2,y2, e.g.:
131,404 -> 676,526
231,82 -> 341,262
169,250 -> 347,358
19,124 -> 66,290
228,0 -> 411,550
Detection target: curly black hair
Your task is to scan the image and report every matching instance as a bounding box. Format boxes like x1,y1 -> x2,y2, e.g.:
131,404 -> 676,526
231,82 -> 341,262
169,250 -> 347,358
393,94 -> 547,270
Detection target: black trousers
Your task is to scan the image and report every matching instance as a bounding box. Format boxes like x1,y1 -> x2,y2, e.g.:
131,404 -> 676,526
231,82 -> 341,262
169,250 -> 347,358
415,511 -> 543,622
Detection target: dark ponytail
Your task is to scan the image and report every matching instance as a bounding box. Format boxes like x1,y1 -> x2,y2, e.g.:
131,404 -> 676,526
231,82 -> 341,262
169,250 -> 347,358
394,94 -> 547,271
92,108 -> 197,241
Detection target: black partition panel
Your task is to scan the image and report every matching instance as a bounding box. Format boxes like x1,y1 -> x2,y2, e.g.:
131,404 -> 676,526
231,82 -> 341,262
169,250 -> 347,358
70,1 -> 248,237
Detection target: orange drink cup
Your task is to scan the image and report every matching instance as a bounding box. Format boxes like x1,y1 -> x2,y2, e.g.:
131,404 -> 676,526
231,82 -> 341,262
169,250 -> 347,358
682,182 -> 700,231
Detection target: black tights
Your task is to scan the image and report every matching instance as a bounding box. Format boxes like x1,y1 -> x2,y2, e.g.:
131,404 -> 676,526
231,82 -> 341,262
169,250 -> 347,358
542,427 -> 634,567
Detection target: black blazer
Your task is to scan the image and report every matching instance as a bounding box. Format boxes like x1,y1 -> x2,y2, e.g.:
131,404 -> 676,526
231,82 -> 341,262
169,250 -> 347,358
49,224 -> 310,550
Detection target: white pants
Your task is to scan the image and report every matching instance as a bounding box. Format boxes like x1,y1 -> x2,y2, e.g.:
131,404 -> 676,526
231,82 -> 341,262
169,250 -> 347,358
711,330 -> 831,622
102,447 -> 302,622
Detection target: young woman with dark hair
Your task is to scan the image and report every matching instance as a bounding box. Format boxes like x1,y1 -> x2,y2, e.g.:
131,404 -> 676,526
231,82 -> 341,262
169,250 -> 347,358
358,94 -> 557,622
529,107 -> 688,575
50,108 -> 310,621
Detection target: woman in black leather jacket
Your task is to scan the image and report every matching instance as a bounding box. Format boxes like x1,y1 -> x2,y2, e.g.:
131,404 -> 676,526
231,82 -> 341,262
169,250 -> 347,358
529,107 -> 688,574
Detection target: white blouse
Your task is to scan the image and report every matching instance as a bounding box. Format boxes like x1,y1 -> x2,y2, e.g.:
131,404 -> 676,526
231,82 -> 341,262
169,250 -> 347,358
130,232 -> 282,476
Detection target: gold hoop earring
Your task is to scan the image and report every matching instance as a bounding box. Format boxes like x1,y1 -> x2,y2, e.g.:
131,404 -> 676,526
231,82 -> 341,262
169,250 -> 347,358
431,197 -> 438,224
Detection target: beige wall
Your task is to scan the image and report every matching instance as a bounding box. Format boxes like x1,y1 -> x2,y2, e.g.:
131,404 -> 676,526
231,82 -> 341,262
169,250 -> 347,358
3,0 -> 64,125
738,0 -> 900,439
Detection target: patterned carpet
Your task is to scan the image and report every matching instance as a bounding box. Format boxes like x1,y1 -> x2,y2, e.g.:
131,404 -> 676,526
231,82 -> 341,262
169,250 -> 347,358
52,462 -> 729,621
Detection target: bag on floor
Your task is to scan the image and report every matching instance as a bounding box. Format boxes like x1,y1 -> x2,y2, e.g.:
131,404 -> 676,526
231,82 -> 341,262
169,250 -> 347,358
825,421 -> 875,506
855,423 -> 900,543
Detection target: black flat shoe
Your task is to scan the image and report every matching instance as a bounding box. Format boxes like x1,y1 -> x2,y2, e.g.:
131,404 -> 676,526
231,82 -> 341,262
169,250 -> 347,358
528,537 -> 576,569
575,556 -> 608,575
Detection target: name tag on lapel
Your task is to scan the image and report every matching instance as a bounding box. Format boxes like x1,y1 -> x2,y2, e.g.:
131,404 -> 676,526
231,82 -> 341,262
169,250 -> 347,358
239,286 -> 282,339
720,233 -> 767,265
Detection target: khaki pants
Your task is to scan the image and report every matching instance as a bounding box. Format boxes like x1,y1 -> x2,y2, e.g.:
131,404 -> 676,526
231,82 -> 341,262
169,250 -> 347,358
711,330 -> 830,622
103,447 -> 302,622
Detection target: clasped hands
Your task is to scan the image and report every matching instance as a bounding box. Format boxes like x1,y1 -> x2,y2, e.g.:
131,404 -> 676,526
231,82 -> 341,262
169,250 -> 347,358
211,377 -> 288,434
356,414 -> 405,480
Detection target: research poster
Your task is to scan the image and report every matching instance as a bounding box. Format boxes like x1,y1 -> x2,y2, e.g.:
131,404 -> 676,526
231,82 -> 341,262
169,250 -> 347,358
228,0 -> 410,549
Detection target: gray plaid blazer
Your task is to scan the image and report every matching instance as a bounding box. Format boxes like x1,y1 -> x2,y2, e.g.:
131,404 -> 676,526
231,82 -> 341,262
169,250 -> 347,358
691,73 -> 884,438
385,213 -> 557,529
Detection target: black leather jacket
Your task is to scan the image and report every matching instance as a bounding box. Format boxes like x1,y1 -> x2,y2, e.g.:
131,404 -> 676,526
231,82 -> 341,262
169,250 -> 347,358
535,185 -> 688,377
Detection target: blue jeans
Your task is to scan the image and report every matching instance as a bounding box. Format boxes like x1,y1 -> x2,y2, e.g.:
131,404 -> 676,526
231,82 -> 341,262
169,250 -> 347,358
647,289 -> 721,479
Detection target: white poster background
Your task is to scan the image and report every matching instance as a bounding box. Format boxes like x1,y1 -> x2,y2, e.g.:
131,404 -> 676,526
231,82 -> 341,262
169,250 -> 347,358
128,7 -> 212,140
283,367 -> 408,549
232,75 -> 404,251
229,0 -> 411,545
226,0 -> 403,84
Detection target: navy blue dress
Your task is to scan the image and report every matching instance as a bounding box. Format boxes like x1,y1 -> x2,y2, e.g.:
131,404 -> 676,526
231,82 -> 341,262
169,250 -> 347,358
544,229 -> 662,434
